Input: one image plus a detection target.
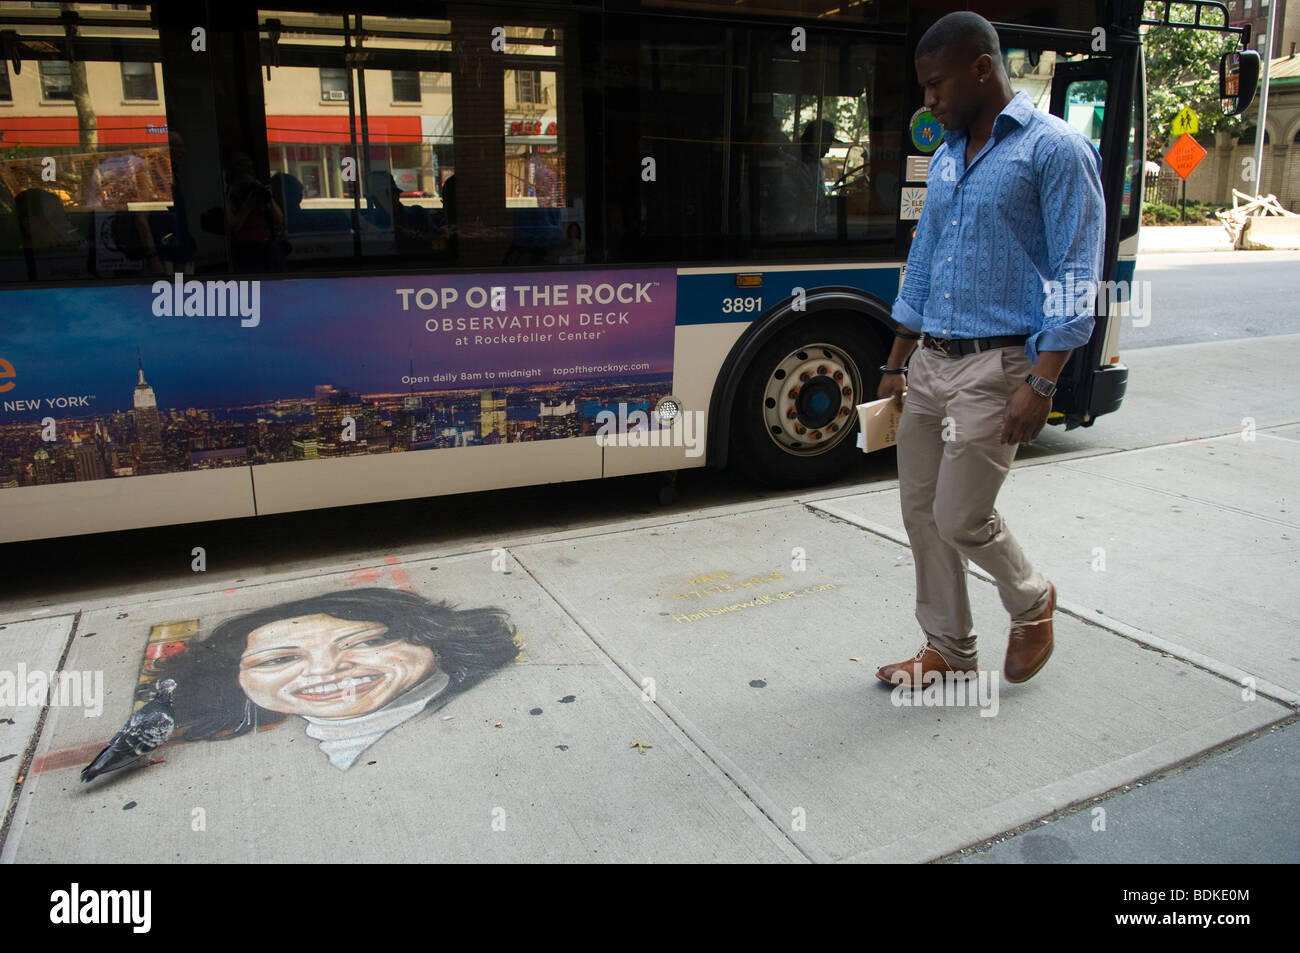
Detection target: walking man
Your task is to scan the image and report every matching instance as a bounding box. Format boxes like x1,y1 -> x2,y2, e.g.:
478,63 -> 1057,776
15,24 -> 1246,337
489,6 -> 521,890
875,12 -> 1104,686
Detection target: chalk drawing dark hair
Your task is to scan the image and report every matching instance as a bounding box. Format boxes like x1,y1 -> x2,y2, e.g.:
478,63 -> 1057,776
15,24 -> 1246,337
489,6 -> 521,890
159,588 -> 517,740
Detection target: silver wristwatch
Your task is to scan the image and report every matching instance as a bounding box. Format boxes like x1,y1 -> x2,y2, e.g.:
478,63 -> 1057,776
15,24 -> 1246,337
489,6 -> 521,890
1025,374 -> 1057,398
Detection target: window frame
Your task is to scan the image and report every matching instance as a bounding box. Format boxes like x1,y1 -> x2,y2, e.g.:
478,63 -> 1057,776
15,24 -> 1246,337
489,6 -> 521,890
390,69 -> 421,103
319,66 -> 350,102
515,69 -> 541,105
38,61 -> 74,102
120,61 -> 160,101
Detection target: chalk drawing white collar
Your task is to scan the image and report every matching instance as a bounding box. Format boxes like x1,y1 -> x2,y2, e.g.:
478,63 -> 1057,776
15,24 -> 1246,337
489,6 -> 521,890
302,669 -> 450,769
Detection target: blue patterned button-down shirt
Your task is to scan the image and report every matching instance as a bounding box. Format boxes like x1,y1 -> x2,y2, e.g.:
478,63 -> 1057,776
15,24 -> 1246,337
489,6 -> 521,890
892,91 -> 1105,365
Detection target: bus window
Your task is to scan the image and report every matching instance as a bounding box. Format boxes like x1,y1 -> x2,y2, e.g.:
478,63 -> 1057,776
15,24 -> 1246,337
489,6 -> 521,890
632,0 -> 1102,32
1120,57 -> 1145,230
0,3 -> 212,283
962,2 -> 1106,33
1005,49 -> 1072,110
255,9 -> 590,272
629,0 -> 908,28
1062,80 -> 1107,153
501,25 -> 586,266
256,11 -> 453,270
602,15 -> 904,263
1004,49 -> 1108,155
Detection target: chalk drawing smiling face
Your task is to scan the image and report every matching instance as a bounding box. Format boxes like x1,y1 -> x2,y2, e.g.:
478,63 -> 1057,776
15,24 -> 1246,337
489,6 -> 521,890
238,613 -> 436,719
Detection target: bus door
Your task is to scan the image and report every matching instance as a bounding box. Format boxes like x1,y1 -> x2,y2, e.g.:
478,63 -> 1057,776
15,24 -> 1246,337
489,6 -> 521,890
1048,54 -> 1134,424
1002,46 -> 1123,426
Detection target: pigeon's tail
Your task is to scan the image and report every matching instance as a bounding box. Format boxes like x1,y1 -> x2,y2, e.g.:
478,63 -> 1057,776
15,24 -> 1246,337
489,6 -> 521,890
79,745 -> 117,783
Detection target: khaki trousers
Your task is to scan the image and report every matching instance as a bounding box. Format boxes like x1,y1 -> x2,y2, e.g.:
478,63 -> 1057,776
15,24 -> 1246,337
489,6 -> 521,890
896,343 -> 1050,669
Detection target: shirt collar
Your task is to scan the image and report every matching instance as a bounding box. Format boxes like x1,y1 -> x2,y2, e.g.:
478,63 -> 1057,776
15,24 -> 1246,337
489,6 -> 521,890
941,90 -> 1036,146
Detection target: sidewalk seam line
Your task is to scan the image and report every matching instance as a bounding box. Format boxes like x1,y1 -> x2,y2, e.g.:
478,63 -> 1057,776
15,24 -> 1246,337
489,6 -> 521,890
806,501 -> 1300,709
1056,462 -> 1300,530
0,610 -> 82,860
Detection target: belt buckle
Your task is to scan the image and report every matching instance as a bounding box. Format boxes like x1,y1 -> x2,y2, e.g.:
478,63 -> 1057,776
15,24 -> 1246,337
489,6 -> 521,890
928,334 -> 950,357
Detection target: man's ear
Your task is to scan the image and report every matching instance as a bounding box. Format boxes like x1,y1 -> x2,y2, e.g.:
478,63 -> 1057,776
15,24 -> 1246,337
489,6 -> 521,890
973,52 -> 994,83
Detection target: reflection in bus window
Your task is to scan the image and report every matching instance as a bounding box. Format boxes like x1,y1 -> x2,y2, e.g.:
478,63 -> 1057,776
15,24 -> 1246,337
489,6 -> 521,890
255,11 -> 587,271
503,27 -> 574,266
0,3 -> 212,282
257,11 -> 454,268
38,61 -> 74,101
120,62 -> 159,101
1064,80 -> 1107,153
225,149 -> 286,273
1003,50 -> 1107,154
604,16 -> 903,262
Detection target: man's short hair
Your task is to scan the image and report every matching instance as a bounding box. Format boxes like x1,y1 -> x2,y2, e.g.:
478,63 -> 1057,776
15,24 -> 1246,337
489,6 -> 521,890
915,11 -> 1002,65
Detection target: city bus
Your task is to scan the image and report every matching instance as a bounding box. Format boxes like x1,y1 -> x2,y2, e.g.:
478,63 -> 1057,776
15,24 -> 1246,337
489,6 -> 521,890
0,1 -> 1257,542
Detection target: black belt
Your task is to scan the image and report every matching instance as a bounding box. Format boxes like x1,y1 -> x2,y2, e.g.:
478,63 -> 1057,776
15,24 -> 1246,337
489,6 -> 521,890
920,333 -> 1028,357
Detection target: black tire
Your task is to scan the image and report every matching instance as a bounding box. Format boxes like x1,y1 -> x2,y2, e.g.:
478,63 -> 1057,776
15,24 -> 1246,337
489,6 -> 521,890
728,315 -> 886,488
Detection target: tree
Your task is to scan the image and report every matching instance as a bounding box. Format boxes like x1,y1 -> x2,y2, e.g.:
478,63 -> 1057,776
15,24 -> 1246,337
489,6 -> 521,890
62,1 -> 98,152
1142,9 -> 1243,161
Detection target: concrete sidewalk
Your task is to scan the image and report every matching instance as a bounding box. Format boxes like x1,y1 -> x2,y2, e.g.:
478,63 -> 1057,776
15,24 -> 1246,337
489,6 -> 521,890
2,425 -> 1297,863
1139,225 -> 1235,254
1139,222 -> 1300,252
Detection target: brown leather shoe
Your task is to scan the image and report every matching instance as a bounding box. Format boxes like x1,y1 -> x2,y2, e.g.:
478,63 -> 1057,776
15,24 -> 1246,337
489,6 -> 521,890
1004,581 -> 1056,683
876,642 -> 978,687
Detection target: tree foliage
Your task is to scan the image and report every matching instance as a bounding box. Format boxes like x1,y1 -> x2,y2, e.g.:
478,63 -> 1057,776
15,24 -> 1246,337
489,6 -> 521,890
1142,3 -> 1245,161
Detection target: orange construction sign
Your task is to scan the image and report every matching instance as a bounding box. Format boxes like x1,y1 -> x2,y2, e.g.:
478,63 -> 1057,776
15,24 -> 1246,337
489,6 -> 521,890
1164,133 -> 1208,180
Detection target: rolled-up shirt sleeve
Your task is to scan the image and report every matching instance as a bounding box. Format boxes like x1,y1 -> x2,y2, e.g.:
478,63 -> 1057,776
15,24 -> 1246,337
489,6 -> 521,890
1029,132 -> 1105,364
891,147 -> 945,332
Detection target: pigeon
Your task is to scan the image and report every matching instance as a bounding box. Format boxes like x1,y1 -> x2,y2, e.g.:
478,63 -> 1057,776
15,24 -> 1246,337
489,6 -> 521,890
80,679 -> 177,783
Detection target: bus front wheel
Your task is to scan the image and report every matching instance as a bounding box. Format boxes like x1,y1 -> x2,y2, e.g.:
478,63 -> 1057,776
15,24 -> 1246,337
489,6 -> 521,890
729,317 -> 884,488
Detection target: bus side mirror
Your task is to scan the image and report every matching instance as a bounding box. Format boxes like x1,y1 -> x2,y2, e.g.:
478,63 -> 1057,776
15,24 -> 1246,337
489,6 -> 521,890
1220,50 -> 1260,116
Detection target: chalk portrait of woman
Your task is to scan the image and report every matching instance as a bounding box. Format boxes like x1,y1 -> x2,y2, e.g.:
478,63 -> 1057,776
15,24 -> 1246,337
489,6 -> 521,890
158,588 -> 518,769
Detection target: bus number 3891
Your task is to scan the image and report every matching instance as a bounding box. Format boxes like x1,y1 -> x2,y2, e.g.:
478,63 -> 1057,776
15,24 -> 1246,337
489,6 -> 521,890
721,297 -> 762,314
